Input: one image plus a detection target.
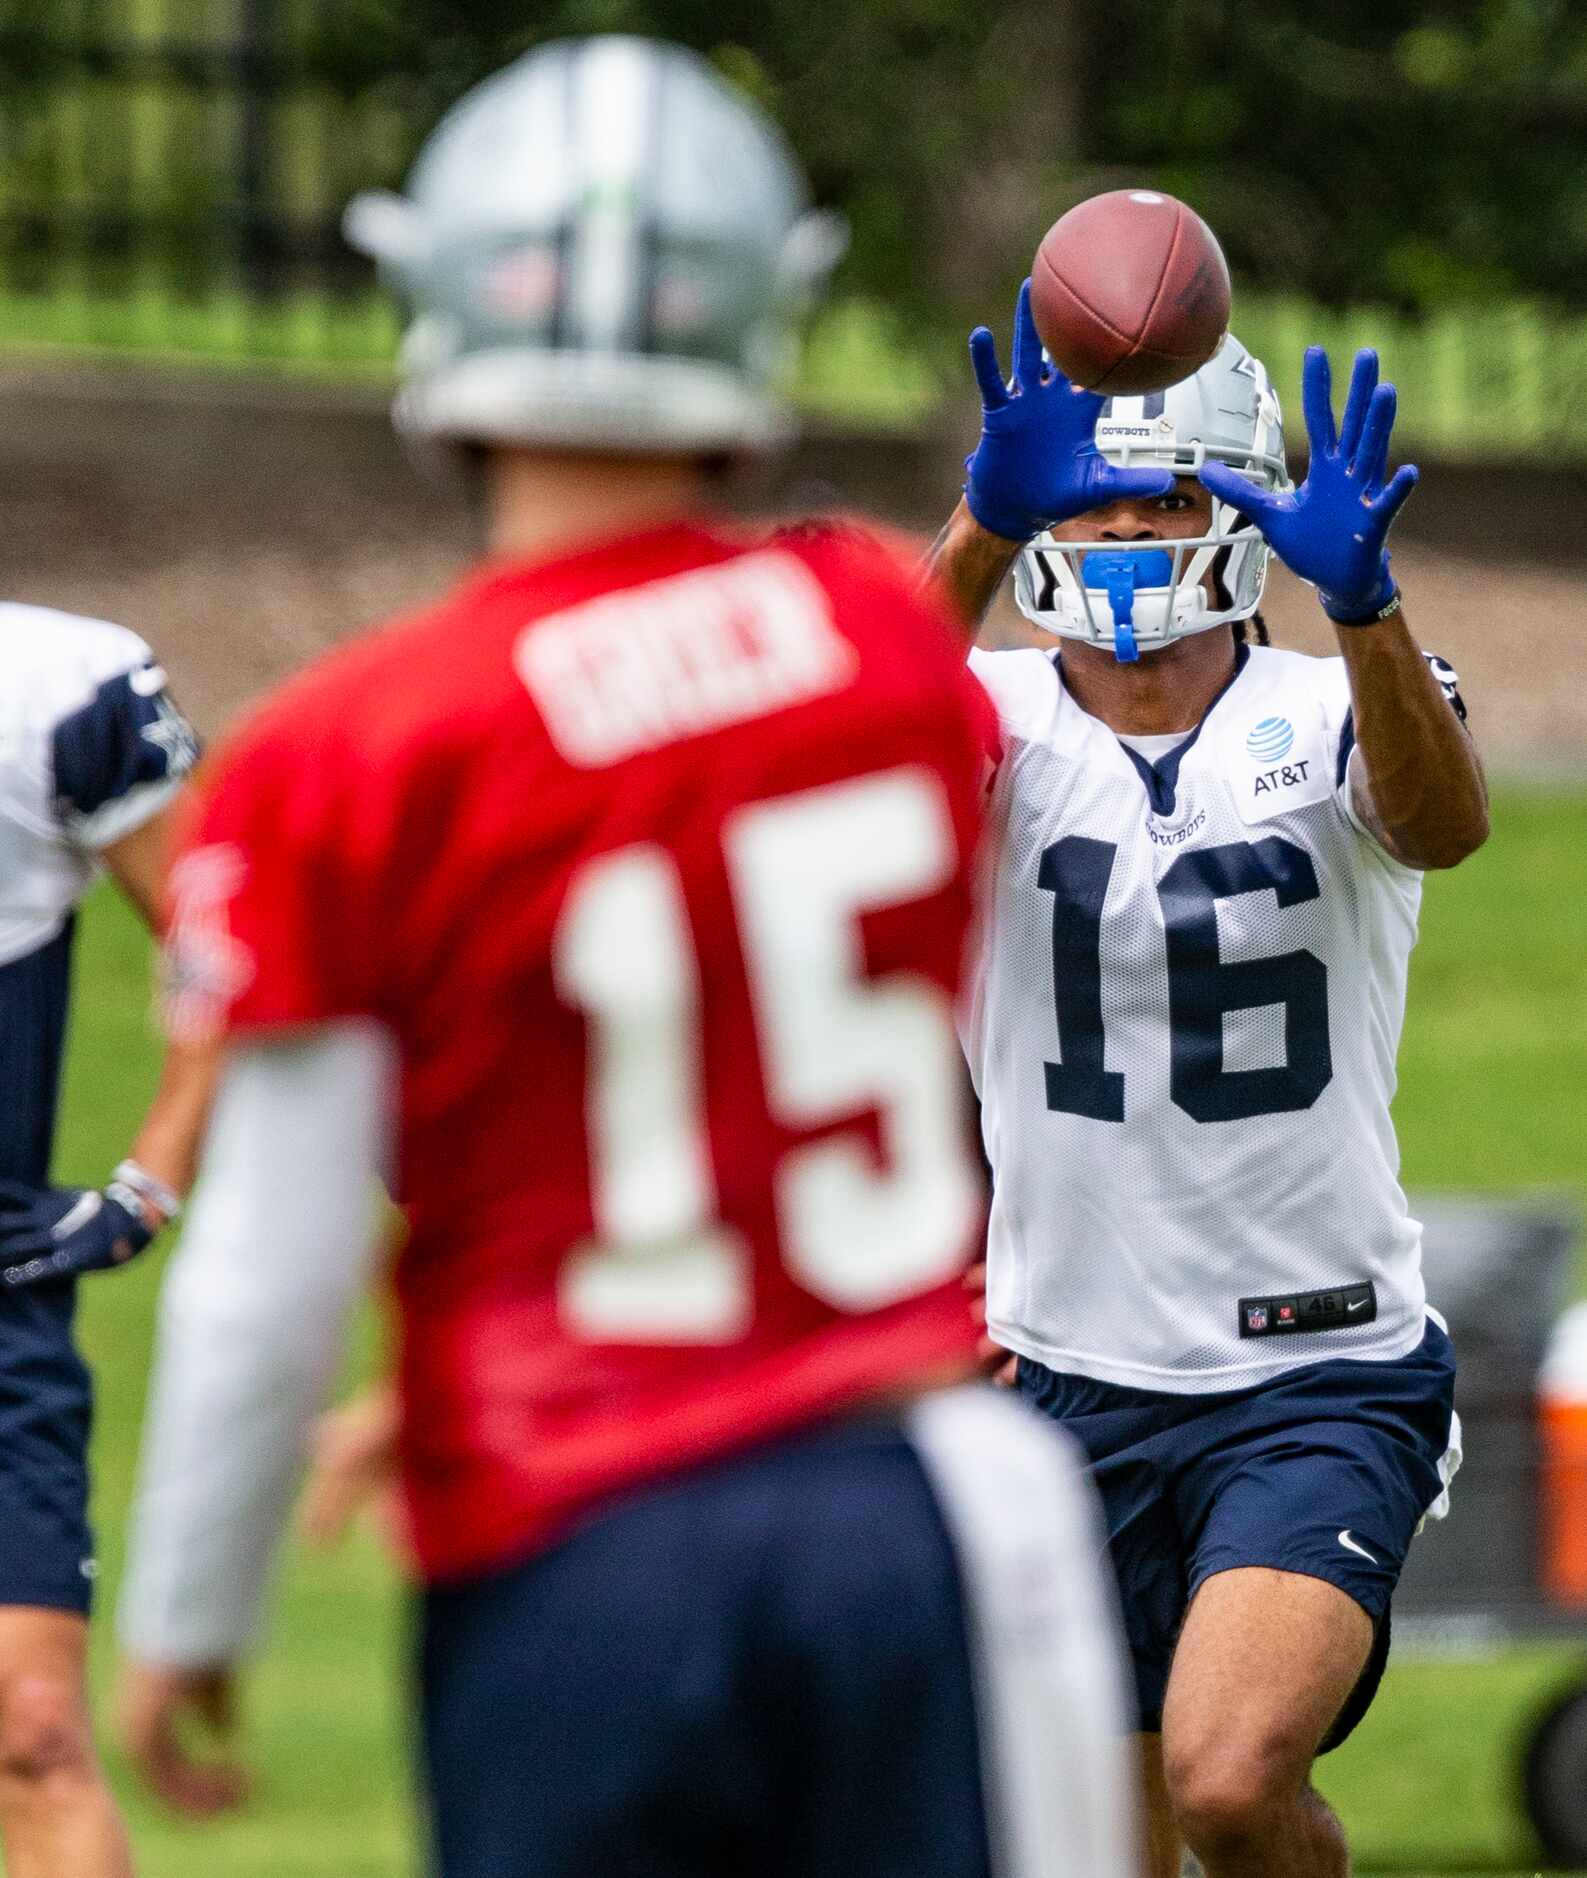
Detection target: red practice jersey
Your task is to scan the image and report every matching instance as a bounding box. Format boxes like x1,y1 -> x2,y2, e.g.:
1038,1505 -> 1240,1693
168,520 -> 995,1581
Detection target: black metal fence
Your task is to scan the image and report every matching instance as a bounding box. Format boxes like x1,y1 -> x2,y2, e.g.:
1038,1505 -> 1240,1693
0,0 -> 449,356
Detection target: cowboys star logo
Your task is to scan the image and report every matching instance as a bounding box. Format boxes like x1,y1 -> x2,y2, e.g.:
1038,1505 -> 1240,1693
140,688 -> 200,774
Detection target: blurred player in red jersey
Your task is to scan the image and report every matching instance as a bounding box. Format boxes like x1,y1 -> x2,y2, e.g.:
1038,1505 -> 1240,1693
111,38 -> 1139,1878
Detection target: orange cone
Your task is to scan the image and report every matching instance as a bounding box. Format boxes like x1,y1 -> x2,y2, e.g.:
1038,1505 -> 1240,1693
1540,1303 -> 1587,1608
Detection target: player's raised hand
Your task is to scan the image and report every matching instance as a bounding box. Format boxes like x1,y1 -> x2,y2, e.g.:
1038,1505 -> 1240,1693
963,279 -> 1174,543
0,1178 -> 156,1287
1198,346 -> 1419,621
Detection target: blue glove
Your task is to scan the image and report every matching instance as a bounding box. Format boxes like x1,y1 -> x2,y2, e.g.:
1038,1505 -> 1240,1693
1199,346 -> 1418,621
0,1179 -> 154,1288
964,280 -> 1175,542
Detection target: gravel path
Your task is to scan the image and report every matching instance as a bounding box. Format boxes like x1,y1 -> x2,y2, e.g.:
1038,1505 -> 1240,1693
1,361 -> 1580,766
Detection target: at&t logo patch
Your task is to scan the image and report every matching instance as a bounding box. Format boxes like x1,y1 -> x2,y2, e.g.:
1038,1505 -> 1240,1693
1246,716 -> 1294,762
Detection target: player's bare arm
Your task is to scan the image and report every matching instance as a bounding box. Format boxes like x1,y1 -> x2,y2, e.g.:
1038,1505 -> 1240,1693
1332,596 -> 1487,868
99,797 -> 178,928
114,1037 -> 220,1219
103,806 -> 221,1202
1201,346 -> 1488,871
921,281 -> 1173,638
921,499 -> 1022,637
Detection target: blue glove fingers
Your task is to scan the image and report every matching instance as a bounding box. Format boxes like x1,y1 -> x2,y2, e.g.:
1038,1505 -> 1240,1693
1353,383 -> 1398,495
1198,460 -> 1275,522
1011,279 -> 1045,392
1064,380 -> 1105,430
968,326 -> 1010,413
1101,466 -> 1177,506
1372,462 -> 1419,526
1300,346 -> 1338,459
1337,349 -> 1379,464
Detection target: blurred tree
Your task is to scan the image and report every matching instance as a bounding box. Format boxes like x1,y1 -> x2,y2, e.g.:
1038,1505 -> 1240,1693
297,0 -> 1086,340
1087,0 -> 1587,311
8,0 -> 1587,328
290,0 -> 1587,321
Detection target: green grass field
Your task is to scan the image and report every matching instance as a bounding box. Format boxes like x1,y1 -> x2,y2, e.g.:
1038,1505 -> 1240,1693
52,780 -> 1587,1877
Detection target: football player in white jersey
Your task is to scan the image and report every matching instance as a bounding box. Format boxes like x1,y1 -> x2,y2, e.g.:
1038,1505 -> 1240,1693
924,283 -> 1488,1878
0,604 -> 203,1872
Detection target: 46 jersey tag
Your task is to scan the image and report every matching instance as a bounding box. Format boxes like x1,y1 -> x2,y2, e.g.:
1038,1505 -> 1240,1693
1239,1281 -> 1377,1338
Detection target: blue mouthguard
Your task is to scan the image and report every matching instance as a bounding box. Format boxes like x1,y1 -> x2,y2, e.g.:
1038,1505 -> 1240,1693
1080,548 -> 1175,664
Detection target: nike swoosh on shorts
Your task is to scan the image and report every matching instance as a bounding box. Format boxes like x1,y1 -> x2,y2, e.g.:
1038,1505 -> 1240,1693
1337,1530 -> 1379,1564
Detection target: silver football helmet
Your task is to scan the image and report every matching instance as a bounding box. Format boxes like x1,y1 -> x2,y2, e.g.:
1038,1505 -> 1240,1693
1012,335 -> 1290,660
345,36 -> 845,455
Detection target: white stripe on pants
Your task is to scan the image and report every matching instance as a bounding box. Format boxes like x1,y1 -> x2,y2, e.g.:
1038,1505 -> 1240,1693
909,1385 -> 1141,1878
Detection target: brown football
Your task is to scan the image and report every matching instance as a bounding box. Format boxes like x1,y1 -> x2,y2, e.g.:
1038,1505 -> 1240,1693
1030,189 -> 1231,395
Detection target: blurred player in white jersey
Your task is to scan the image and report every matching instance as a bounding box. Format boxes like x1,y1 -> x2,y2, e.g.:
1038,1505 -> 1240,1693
924,284 -> 1488,1878
112,41 -> 1138,1878
0,607 -> 202,1872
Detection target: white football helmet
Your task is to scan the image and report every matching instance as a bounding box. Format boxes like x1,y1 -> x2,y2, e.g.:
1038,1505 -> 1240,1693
1012,334 -> 1290,661
344,36 -> 846,456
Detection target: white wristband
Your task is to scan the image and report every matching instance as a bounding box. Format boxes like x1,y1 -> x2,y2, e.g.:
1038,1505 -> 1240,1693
112,1160 -> 182,1228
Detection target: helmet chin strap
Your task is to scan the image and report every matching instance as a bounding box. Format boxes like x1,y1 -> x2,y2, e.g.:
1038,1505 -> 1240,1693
1081,549 -> 1175,664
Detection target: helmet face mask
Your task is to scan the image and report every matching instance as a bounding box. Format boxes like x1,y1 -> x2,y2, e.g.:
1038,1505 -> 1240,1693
1013,336 -> 1291,660
345,36 -> 845,458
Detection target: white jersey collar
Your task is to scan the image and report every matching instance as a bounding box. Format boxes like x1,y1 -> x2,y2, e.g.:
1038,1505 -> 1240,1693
1054,642 -> 1252,819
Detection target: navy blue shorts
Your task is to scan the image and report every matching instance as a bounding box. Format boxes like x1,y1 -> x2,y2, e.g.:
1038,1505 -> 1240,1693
419,1418 -> 993,1878
1017,1320 -> 1457,1742
0,1283 -> 95,1615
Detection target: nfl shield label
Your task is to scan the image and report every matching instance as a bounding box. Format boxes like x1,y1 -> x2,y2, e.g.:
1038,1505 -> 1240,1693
1238,1282 -> 1377,1339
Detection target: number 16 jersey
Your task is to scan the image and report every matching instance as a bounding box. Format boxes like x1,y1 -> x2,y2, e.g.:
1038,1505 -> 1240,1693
966,640 -> 1446,1394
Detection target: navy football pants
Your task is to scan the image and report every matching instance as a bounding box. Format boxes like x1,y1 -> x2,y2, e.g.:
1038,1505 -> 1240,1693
0,1282 -> 95,1614
1018,1319 -> 1458,1742
419,1418 -> 993,1878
